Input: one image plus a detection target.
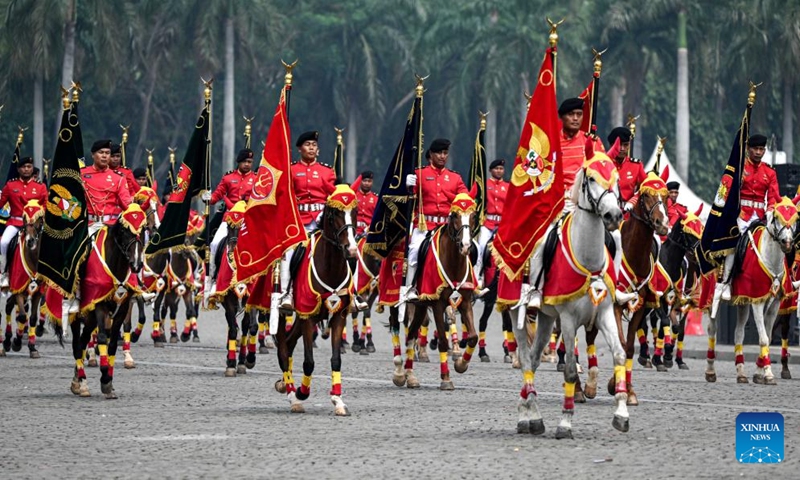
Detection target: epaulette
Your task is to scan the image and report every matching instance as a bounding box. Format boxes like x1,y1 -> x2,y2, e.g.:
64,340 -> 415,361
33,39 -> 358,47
629,157 -> 641,163
224,169 -> 235,175
318,162 -> 332,169
446,167 -> 460,173
112,170 -> 124,176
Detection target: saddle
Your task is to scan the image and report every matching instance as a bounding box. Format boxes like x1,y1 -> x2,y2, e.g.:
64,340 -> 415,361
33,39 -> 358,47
289,242 -> 307,280
729,221 -> 764,283
539,223 -> 617,287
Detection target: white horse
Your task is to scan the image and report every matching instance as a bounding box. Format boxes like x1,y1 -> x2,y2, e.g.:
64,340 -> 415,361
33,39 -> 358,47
514,153 -> 630,439
706,198 -> 797,385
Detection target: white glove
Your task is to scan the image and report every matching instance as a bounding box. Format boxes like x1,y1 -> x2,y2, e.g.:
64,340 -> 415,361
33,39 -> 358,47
315,211 -> 324,224
623,202 -> 634,212
405,174 -> 417,187
201,191 -> 212,202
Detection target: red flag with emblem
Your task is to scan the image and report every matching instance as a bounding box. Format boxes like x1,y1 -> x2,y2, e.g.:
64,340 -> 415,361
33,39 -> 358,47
578,79 -> 594,134
234,87 -> 307,287
492,47 -> 563,280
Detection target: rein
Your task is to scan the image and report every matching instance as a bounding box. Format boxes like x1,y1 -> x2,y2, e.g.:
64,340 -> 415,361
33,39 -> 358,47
628,194 -> 663,231
578,173 -> 618,216
308,233 -> 352,309
321,208 -> 356,255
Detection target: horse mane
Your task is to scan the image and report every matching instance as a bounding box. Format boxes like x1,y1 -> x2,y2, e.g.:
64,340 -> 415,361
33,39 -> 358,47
571,167 -> 585,206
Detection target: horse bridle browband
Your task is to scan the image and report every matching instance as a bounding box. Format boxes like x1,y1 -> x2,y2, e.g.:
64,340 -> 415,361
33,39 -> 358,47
578,173 -> 618,216
446,212 -> 470,249
322,208 -> 356,255
629,193 -> 664,231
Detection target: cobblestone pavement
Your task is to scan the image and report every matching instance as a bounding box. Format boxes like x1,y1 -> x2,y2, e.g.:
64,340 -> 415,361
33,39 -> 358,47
1,304 -> 798,479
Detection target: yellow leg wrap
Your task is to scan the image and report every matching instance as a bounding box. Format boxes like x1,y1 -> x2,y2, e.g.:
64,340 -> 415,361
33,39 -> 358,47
259,322 -> 266,334
365,318 -> 371,328
614,365 -> 625,383
678,341 -> 684,350
782,339 -> 789,349
406,346 -> 415,360
505,331 -> 514,343
228,340 -> 236,352
391,332 -> 400,347
98,344 -> 108,358
734,344 -> 743,356
564,381 -> 576,397
656,337 -> 664,349
587,344 -> 597,356
28,326 -> 36,337
420,325 -> 428,337
332,371 -> 342,386
479,331 -> 486,341
352,317 -> 358,328
439,352 -> 448,364
249,335 -> 256,346
449,323 -> 457,336
549,333 -> 557,343
760,345 -> 769,359
286,315 -> 294,328
190,317 -> 197,327
123,332 -> 131,344
651,327 -> 658,339
625,358 -> 633,372
183,319 -> 191,329
523,370 -> 535,384
465,345 -> 475,356
153,321 -> 160,332
288,357 -> 294,372
76,358 -> 84,370
663,325 -> 671,337
283,370 -> 293,385
708,338 -> 716,350
301,375 -> 312,388
461,322 -> 468,334
636,328 -> 645,338
108,356 -> 116,367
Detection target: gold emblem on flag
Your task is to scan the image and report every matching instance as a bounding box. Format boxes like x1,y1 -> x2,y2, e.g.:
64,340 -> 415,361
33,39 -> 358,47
512,123 -> 554,193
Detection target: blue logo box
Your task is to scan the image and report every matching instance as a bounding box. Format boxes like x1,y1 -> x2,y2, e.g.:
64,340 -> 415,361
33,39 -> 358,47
736,412 -> 784,464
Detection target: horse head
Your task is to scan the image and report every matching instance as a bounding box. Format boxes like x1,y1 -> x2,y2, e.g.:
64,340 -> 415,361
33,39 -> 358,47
134,187 -> 161,238
448,193 -> 476,257
767,197 -> 798,254
323,184 -> 359,258
631,168 -> 670,236
21,200 -> 44,252
117,203 -> 148,273
576,152 -> 623,231
184,210 -> 206,247
671,207 -> 704,263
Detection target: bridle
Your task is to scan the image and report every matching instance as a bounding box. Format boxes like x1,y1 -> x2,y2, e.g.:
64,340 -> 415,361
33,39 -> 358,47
115,226 -> 144,272
629,192 -> 665,231
578,172 -> 618,216
322,207 -> 356,255
766,213 -> 794,246
446,212 -> 471,254
23,219 -> 43,248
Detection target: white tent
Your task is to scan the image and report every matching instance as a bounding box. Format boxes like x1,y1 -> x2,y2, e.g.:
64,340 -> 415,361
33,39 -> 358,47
644,147 -> 712,222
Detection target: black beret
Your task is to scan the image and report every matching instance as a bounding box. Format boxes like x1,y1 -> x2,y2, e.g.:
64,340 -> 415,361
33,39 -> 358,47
110,143 -> 121,155
429,138 -> 451,153
296,131 -> 319,147
558,97 -> 584,116
360,170 -> 374,180
91,139 -> 112,153
236,148 -> 254,163
666,181 -> 680,191
489,159 -> 505,169
18,156 -> 34,166
748,134 -> 767,147
133,167 -> 147,178
607,127 -> 632,145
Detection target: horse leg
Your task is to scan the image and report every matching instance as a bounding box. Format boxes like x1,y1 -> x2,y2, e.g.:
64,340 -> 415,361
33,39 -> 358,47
504,311 -> 520,368
224,295 -> 239,377
477,296 -> 492,362
131,296 -> 146,343
636,312 -> 652,368
651,307 -> 669,372
734,306 -> 750,383
389,305 -> 407,386
152,291 -> 166,347
11,295 -> 26,352
446,306 -> 461,358
102,308 -> 126,400
673,308 -> 689,370
258,311 -> 270,354
583,326 -> 600,399
350,310 -> 361,353
329,310 -> 349,416
556,318 -> 579,440
95,308 -> 115,397
416,310 -> 430,363
122,301 -> 135,369
776,313 -> 792,379
402,304 -> 426,388
70,317 -> 93,397
184,291 -> 200,343
433,302 -> 454,390
244,309 -> 257,369
597,304 -> 630,433
293,319 -> 316,413
753,301 -> 779,385
454,294 -> 477,374
514,311 -> 551,435
364,289 -> 377,353
609,306 -> 644,405
27,294 -> 41,359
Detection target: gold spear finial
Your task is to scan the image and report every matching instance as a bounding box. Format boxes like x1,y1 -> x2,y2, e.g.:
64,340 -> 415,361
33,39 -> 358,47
478,110 -> 489,130
16,125 -> 27,147
524,91 -> 532,108
168,146 -> 176,164
626,114 -> 640,137
146,148 -> 154,165
334,126 -> 344,145
592,47 -> 608,75
120,124 -> 130,145
243,115 -> 253,138
61,86 -> 71,109
282,59 -> 299,87
656,136 -> 667,156
547,17 -> 565,48
748,81 -> 762,107
201,78 -> 214,102
70,81 -> 82,103
414,73 -> 429,98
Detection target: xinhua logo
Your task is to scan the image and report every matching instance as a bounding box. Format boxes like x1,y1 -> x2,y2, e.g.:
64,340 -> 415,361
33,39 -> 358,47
736,412 -> 784,463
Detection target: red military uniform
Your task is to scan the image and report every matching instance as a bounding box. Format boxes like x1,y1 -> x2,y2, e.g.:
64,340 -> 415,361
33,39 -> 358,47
615,156 -> 646,203
561,130 -> 605,193
667,199 -> 689,228
81,164 -> 133,223
739,158 -> 780,221
354,188 -> 377,235
210,169 -> 255,209
114,166 -> 139,196
484,177 -> 508,230
413,164 -> 467,229
0,177 -> 47,227
291,160 -> 336,225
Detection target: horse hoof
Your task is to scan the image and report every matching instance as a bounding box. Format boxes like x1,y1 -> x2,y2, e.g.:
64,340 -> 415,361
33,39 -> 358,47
29,350 -> 41,359
645,359 -> 653,368
259,346 -> 269,354
627,392 -> 639,406
11,338 -> 21,352
245,361 -> 255,369
765,376 -> 777,385
225,367 -> 237,377
679,363 -> 690,371
70,379 -> 82,396
705,372 -> 717,383
351,343 -> 361,353
439,380 -> 455,391
406,372 -> 420,389
417,350 -> 430,363
180,333 -> 191,343
512,357 -> 521,369
87,358 -> 98,368
169,335 -> 178,344
737,375 -> 749,384
584,385 -> 597,399
290,403 -> 305,413
516,420 -> 530,434
429,338 -> 438,350
504,355 -> 512,364
153,341 -> 165,348
275,380 -> 286,393
454,358 -> 468,374
480,355 -> 490,363
124,360 -> 135,369
664,358 -> 674,369
392,374 -> 406,387
0,347 -> 5,357
612,415 -> 630,433
555,427 -> 573,440
334,406 -> 350,416
236,365 -> 247,375
339,345 -> 347,355
556,363 -> 565,372
574,391 -> 586,404
192,336 -> 200,343
366,343 -> 376,353
530,419 -> 545,435
781,369 -> 792,380
103,387 -> 118,400
638,356 -> 648,367
359,348 -> 369,356
656,364 -> 667,373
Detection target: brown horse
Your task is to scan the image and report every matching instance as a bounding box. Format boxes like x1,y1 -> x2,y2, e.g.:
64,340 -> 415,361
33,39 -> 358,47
274,186 -> 359,415
594,171 -> 669,405
349,237 -> 381,354
2,201 -> 45,358
69,206 -> 146,399
394,193 -> 478,390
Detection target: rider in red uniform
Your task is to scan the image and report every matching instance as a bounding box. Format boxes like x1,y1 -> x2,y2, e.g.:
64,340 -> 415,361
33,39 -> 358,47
666,181 -> 688,228
404,138 -> 467,301
559,98 -> 605,211
81,139 -> 133,235
717,134 -> 781,300
351,170 -> 377,236
109,143 -> 139,196
607,127 -> 646,212
0,157 -> 47,287
475,159 -> 507,295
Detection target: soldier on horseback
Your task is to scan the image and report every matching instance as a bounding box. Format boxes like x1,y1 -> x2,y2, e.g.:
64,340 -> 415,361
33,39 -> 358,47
715,134 -> 780,301
473,158 -> 507,296
351,170 -> 377,236
608,126 -> 645,213
109,143 -> 139,197
0,156 -> 47,288
403,138 -> 468,302
666,181 -> 689,228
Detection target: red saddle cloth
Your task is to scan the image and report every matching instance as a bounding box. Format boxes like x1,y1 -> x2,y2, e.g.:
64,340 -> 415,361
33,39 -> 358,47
43,285 -> 62,322
9,239 -> 39,295
212,246 -> 236,297
354,237 -> 377,295
245,269 -> 274,313
377,240 -> 405,307
543,215 -> 616,306
293,232 -> 353,318
731,227 -> 791,305
416,228 -> 475,302
79,227 -> 139,314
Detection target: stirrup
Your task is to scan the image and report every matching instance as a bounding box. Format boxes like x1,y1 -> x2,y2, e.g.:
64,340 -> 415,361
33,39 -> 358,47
354,295 -> 369,311
405,287 -> 419,302
279,292 -> 294,310
526,290 -> 542,309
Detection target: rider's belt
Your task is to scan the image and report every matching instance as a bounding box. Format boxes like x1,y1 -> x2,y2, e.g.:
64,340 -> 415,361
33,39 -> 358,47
9,216 -> 22,221
89,214 -> 114,223
740,199 -> 766,209
486,214 -> 502,222
424,215 -> 447,224
357,221 -> 368,229
298,203 -> 325,212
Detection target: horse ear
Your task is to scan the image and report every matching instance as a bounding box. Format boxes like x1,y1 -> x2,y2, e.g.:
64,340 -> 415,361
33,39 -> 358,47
659,164 -> 670,182
607,136 -> 621,161
584,134 -> 596,161
468,182 -> 478,199
694,204 -> 703,217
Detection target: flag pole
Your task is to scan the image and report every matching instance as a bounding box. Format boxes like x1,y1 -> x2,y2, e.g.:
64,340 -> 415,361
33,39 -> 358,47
243,116 -> 253,150
281,59 -> 297,122
334,126 -> 344,180
145,148 -> 155,188
120,124 -> 130,168
202,79 -> 213,285
590,48 -> 606,137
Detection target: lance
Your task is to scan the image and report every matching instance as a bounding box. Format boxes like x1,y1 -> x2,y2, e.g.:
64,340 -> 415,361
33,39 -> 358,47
145,148 -> 155,188
654,136 -> 667,173
243,115 -> 253,150
547,18 -> 564,91
70,82 -> 85,166
42,158 -> 50,185
202,79 -> 213,289
120,124 -> 130,167
333,127 -> 345,180
627,113 -> 641,163
168,147 -> 177,191
590,48 -> 607,137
